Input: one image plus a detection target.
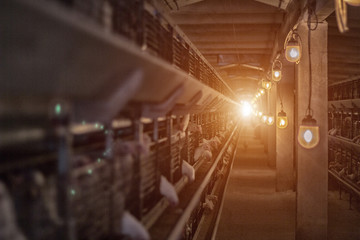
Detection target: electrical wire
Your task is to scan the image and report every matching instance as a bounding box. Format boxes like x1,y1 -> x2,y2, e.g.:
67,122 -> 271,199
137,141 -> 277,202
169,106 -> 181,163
173,0 -> 179,10
306,1 -> 318,116
277,82 -> 284,111
163,0 -> 173,10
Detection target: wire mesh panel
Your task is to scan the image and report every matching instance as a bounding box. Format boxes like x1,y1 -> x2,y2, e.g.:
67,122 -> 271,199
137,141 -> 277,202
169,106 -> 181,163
70,153 -> 112,240
9,170 -> 59,240
189,49 -> 200,79
110,0 -> 144,45
353,80 -> 360,99
172,36 -> 189,72
341,111 -> 352,139
143,9 -> 161,56
73,0 -> 105,24
159,22 -> 173,63
141,144 -> 160,216
170,137 -> 182,184
341,82 -> 353,100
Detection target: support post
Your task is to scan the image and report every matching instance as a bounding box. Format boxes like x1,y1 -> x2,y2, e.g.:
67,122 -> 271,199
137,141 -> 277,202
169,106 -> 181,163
268,83 -> 277,168
276,63 -> 295,191
295,21 -> 328,240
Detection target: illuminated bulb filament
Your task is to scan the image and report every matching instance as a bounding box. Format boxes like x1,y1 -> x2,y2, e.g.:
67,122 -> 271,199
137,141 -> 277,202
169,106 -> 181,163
303,130 -> 313,143
274,71 -> 280,78
289,48 -> 299,59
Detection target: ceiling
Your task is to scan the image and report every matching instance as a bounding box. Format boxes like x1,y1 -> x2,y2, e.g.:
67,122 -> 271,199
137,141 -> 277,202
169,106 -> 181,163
327,8 -> 360,85
157,0 -> 360,93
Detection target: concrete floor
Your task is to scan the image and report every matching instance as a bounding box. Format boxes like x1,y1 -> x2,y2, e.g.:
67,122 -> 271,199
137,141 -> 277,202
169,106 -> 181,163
215,132 -> 360,240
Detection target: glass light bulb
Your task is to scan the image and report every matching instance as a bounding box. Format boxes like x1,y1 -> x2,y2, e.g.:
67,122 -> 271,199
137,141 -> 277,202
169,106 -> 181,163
262,115 -> 267,123
289,48 -> 299,59
267,116 -> 274,125
274,71 -> 280,78
303,130 -> 313,143
280,119 -> 285,126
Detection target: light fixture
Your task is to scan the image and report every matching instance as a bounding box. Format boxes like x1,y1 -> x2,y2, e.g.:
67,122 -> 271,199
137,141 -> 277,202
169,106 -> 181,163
298,114 -> 319,149
276,110 -> 288,129
262,79 -> 271,90
261,115 -> 267,123
335,0 -> 360,33
285,31 -> 301,63
260,89 -> 265,95
276,85 -> 288,129
297,2 -> 320,149
266,115 -> 274,125
272,60 -> 282,82
258,111 -> 263,117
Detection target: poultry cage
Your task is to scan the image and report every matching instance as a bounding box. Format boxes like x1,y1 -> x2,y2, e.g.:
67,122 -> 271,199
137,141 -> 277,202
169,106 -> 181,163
0,0 -> 241,240
328,77 -> 360,208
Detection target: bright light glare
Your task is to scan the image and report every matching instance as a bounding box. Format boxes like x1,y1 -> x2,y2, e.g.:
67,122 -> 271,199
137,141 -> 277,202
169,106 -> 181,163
303,130 -> 313,143
274,71 -> 280,78
258,112 -> 263,117
289,48 -> 299,59
261,115 -> 267,123
268,117 -> 274,124
280,119 -> 286,126
241,101 -> 252,117
260,89 -> 265,95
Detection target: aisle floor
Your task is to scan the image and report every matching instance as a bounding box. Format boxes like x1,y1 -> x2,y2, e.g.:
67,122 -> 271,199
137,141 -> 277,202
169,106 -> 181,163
215,132 -> 360,240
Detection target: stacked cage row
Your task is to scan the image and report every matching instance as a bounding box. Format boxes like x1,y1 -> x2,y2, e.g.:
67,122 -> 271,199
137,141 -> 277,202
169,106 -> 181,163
0,110 -> 233,240
55,0 -> 232,97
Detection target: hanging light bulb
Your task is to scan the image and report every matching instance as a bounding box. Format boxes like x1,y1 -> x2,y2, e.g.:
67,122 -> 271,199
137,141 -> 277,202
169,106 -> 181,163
276,110 -> 288,129
258,111 -> 263,117
298,114 -> 319,149
261,115 -> 267,123
285,33 -> 301,63
262,79 -> 271,90
297,4 -> 320,149
260,89 -> 265,95
266,115 -> 274,125
272,60 -> 282,82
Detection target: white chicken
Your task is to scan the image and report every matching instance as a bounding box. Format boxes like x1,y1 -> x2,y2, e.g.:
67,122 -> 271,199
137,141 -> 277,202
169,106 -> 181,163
194,145 -> 212,162
0,181 -> 27,240
120,211 -> 150,240
188,122 -> 202,134
159,175 -> 179,206
182,160 -> 195,182
178,114 -> 190,132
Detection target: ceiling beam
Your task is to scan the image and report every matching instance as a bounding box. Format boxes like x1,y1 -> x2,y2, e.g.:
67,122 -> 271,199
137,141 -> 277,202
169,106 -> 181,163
328,55 -> 360,63
185,31 -> 276,42
328,38 -> 360,47
196,42 -> 273,49
199,49 -> 272,54
169,0 -> 284,13
165,0 -> 204,10
179,23 -> 281,32
252,0 -> 291,10
169,13 -> 284,24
